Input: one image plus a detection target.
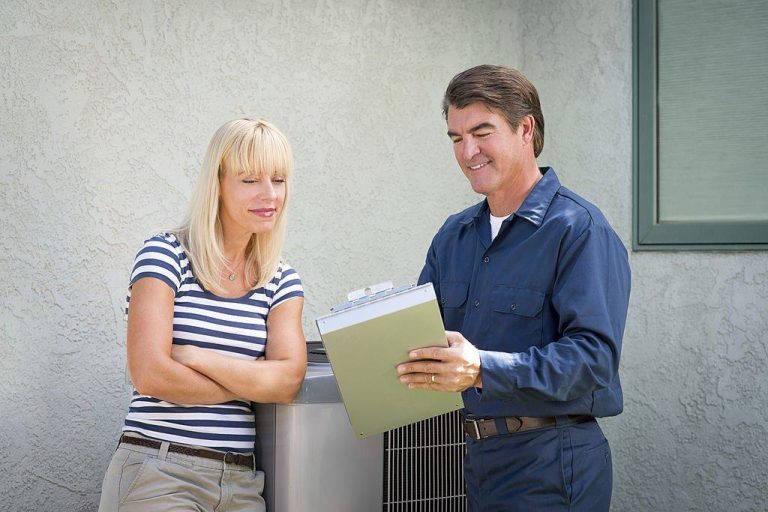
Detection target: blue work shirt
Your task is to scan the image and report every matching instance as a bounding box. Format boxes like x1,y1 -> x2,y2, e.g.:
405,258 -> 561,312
418,167 -> 631,419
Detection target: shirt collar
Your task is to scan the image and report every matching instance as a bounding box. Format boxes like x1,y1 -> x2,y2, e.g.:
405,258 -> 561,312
458,166 -> 561,227
515,167 -> 560,227
459,202 -> 487,225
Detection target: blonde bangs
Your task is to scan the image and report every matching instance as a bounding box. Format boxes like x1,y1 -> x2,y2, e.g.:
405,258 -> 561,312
221,122 -> 293,181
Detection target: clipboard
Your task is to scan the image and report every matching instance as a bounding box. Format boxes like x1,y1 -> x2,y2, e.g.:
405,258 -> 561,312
315,282 -> 463,438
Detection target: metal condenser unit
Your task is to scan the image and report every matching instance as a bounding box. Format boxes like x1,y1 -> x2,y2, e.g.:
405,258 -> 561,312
255,342 -> 466,511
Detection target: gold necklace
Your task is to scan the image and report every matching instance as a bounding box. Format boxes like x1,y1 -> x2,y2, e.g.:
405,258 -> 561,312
225,255 -> 245,282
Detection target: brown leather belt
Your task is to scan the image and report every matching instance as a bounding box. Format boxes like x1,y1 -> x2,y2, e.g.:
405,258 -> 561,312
119,434 -> 254,469
463,415 -> 592,440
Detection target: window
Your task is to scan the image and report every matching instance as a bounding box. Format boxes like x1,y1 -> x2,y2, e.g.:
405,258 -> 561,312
633,0 -> 768,250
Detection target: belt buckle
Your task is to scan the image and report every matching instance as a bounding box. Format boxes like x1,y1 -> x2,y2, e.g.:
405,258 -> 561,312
465,419 -> 481,440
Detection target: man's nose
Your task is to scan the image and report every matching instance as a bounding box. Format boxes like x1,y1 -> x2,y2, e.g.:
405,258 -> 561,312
462,137 -> 480,161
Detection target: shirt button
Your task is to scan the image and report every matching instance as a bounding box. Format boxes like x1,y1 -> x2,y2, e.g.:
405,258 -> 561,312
483,256 -> 490,263
474,299 -> 480,307
510,304 -> 517,311
441,297 -> 446,305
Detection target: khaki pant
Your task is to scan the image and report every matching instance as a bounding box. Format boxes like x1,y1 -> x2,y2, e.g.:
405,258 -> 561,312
99,436 -> 265,512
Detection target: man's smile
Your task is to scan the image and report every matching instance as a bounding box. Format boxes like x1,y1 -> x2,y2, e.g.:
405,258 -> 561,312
468,161 -> 490,171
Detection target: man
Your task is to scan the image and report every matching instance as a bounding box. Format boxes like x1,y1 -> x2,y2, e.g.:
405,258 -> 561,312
397,65 -> 631,511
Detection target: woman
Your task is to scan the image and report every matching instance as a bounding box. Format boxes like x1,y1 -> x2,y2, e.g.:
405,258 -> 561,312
99,118 -> 307,511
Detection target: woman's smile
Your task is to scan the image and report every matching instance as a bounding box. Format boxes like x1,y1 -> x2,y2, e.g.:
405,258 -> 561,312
249,207 -> 276,217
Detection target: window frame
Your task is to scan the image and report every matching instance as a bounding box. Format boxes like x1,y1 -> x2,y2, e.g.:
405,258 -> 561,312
633,0 -> 768,251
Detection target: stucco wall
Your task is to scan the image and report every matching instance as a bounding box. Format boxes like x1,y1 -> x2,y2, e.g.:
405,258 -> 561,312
2,1 -> 766,511
1,1 -> 517,510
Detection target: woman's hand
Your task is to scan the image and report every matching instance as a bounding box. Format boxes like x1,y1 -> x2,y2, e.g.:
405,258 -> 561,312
170,344 -> 202,368
171,344 -> 266,370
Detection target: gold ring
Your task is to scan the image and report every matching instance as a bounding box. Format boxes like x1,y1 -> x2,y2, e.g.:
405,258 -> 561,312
430,374 -> 436,384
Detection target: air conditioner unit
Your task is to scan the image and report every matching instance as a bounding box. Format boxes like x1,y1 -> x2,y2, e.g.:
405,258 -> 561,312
255,342 -> 466,512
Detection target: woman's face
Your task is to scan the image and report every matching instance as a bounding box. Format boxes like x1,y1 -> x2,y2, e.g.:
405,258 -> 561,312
218,168 -> 286,239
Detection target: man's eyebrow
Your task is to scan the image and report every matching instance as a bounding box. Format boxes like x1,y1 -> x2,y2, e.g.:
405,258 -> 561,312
447,122 -> 497,138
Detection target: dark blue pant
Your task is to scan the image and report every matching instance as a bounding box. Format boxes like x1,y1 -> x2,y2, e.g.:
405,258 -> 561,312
465,419 -> 612,511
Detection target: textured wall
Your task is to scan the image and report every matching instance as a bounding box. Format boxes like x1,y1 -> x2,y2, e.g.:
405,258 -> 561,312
2,1 -> 767,511
522,1 -> 768,511
0,0 -> 518,510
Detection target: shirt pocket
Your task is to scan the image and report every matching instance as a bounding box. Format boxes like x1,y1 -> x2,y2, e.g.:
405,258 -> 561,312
439,281 -> 469,329
490,286 -> 546,349
491,286 -> 545,317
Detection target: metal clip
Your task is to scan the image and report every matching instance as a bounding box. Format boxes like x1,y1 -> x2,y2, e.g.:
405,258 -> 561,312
347,281 -> 394,301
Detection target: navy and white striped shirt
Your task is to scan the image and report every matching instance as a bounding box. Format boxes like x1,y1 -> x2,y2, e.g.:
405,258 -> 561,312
122,233 -> 303,453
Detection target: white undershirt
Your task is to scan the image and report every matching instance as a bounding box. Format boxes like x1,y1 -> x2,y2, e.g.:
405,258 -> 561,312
490,213 -> 512,240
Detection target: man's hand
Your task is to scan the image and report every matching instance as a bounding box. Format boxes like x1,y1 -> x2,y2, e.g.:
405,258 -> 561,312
397,331 -> 482,392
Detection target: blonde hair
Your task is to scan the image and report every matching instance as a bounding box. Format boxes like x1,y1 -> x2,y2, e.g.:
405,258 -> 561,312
174,118 -> 294,295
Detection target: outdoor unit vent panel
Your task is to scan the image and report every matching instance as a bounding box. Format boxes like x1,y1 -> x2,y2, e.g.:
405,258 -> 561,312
383,410 -> 467,511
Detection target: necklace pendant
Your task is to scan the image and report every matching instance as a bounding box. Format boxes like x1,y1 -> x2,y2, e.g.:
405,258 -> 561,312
228,273 -> 236,281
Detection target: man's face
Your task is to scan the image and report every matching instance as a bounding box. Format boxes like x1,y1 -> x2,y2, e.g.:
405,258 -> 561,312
446,102 -> 527,200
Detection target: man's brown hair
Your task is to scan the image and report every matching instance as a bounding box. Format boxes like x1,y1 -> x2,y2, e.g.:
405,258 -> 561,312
442,65 -> 545,157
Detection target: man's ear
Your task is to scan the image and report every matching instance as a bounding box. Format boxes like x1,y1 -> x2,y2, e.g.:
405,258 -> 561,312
519,115 -> 535,145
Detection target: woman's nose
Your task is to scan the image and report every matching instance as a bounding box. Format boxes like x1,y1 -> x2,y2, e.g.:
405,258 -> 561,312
258,180 -> 278,200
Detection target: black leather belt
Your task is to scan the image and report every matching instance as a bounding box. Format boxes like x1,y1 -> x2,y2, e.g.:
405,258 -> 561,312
463,415 -> 592,440
119,434 -> 254,469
